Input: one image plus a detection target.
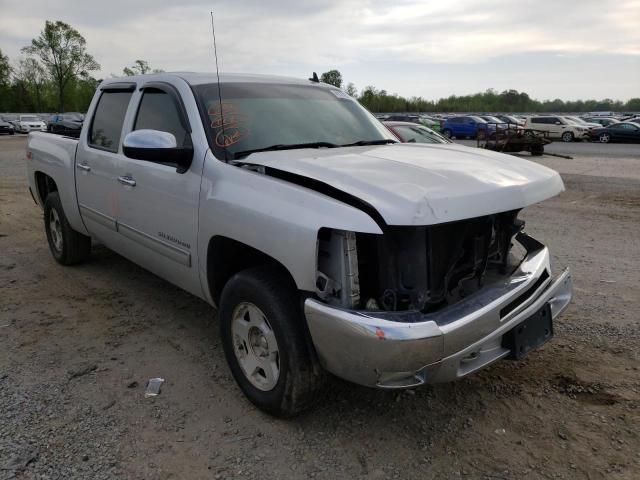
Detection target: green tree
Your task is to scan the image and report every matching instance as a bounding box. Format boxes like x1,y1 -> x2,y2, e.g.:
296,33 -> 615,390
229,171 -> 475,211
0,48 -> 12,87
15,57 -> 49,112
344,82 -> 357,97
320,69 -> 342,88
0,48 -> 13,111
123,59 -> 164,76
22,20 -> 100,111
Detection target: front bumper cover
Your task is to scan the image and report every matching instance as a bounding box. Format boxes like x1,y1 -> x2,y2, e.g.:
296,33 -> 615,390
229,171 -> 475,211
304,234 -> 572,388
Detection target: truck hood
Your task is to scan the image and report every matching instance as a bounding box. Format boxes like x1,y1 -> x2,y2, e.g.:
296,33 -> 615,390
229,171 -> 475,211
237,143 -> 564,226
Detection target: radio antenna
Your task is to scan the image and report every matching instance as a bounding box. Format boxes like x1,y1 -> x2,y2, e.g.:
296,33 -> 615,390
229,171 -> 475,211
210,11 -> 227,161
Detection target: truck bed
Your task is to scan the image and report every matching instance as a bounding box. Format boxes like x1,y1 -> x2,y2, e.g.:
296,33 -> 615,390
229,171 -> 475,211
26,132 -> 87,235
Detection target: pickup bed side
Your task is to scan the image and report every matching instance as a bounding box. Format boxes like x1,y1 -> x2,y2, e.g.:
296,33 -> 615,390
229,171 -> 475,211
27,133 -> 88,236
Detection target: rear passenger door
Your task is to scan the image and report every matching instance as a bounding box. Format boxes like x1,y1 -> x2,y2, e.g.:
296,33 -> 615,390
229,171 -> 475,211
76,83 -> 134,246
114,82 -> 204,296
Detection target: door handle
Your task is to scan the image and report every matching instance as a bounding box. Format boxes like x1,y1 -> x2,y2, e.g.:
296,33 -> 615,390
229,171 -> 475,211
77,163 -> 91,172
117,175 -> 136,187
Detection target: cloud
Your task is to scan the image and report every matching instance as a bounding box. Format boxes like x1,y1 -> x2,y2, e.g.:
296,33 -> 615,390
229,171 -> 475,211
0,0 -> 638,100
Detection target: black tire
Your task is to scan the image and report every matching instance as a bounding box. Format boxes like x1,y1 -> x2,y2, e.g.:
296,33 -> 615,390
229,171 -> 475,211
561,131 -> 574,142
9,130 -> 14,135
219,265 -> 325,417
530,144 -> 544,156
524,130 -> 534,140
442,129 -> 452,139
43,192 -> 91,265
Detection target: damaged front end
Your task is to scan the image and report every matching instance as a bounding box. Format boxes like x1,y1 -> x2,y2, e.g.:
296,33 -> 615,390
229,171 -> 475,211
307,211 -> 572,388
315,210 -> 526,314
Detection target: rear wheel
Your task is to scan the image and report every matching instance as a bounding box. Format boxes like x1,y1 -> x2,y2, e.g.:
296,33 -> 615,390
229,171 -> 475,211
524,130 -> 535,140
219,266 -> 325,417
44,192 -> 91,265
530,144 -> 544,156
561,131 -> 574,142
598,132 -> 611,143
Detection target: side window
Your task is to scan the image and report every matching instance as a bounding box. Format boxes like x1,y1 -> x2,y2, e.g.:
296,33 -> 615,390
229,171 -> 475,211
531,118 -> 543,124
89,91 -> 133,152
134,88 -> 190,146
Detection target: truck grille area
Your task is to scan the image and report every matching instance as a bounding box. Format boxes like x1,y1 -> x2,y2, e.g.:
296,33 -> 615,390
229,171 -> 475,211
356,210 -> 524,312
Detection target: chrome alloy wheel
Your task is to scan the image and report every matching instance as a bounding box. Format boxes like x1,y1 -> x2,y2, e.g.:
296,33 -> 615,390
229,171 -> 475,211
49,208 -> 63,252
231,302 -> 280,391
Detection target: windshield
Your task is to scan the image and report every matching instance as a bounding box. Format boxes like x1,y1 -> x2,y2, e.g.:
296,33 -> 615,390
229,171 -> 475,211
194,82 -> 395,159
63,114 -> 83,121
20,116 -> 39,122
469,116 -> 487,123
393,125 -> 450,144
483,116 -> 504,123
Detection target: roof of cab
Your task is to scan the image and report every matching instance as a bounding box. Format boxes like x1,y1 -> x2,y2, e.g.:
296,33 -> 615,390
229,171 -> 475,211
100,72 -> 325,88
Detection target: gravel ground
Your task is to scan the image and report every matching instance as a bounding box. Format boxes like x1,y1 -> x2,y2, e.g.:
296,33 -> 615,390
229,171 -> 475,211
1,135 -> 639,479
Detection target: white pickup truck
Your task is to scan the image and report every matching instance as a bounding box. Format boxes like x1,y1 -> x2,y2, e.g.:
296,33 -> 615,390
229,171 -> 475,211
26,73 -> 572,416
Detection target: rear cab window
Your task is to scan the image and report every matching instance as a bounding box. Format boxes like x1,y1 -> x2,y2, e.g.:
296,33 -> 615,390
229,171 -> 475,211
89,90 -> 133,152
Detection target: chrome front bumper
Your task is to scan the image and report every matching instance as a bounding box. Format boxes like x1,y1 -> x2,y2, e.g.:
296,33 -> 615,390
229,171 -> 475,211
304,237 -> 572,388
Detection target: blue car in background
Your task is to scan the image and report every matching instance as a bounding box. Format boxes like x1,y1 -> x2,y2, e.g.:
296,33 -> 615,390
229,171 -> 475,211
441,115 -> 502,139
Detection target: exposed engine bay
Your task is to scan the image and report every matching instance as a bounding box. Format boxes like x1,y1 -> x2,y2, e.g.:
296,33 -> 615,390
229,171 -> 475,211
316,210 -> 528,313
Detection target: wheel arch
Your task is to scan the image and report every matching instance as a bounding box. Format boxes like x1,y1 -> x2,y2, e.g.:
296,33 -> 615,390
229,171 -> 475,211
34,171 -> 58,206
206,235 -> 300,306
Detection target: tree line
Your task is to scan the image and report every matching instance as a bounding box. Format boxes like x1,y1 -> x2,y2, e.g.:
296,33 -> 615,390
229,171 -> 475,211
322,69 -> 640,114
0,21 -> 163,114
0,22 -> 637,115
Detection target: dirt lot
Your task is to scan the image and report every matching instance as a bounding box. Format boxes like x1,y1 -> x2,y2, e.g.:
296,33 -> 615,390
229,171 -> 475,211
1,135 -> 639,479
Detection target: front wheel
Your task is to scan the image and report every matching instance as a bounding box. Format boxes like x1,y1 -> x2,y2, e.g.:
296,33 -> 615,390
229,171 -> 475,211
219,266 -> 325,417
44,192 -> 91,265
598,132 -> 611,143
561,131 -> 574,142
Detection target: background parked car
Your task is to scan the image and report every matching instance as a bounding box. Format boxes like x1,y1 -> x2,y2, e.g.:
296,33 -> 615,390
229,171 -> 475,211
591,122 -> 640,143
385,114 -> 442,132
14,114 -> 47,133
584,117 -> 620,127
47,113 -> 84,137
564,116 -> 601,130
524,116 -> 590,142
384,121 -> 451,144
496,115 -> 525,126
441,115 -> 502,139
0,118 -> 15,135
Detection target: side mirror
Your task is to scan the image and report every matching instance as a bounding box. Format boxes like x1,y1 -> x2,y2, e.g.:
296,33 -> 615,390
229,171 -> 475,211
123,129 -> 193,173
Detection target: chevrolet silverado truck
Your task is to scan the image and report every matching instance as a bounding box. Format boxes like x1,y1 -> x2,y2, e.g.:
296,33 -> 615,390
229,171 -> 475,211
26,73 -> 572,416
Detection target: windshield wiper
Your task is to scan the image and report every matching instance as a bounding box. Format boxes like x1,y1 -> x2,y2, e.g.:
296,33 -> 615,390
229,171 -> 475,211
340,139 -> 398,147
233,142 -> 339,159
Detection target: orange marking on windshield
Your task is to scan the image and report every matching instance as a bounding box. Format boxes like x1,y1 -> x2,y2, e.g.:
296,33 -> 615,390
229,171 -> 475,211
208,102 -> 249,147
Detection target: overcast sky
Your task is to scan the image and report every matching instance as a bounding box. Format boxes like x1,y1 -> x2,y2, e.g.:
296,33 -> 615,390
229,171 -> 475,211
1,0 -> 638,101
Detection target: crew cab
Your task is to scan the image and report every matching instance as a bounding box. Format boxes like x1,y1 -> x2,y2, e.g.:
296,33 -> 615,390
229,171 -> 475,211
26,73 -> 572,416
